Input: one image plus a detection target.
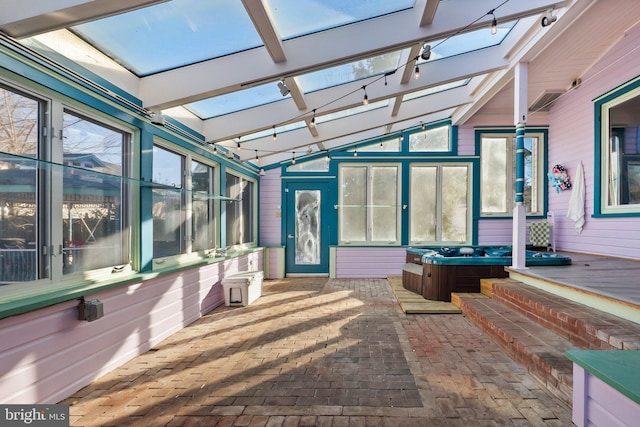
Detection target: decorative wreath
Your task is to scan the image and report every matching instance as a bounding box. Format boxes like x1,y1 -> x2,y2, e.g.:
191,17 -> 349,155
547,164 -> 572,193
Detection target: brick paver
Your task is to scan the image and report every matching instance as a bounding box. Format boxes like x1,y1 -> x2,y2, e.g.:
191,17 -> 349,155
61,278 -> 572,426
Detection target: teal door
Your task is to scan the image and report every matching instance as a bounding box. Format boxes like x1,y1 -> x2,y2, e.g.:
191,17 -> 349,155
285,182 -> 330,276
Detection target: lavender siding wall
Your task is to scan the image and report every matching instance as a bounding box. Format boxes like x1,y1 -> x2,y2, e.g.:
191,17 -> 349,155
0,251 -> 262,404
335,247 -> 406,278
258,168 -> 282,247
547,23 -> 640,258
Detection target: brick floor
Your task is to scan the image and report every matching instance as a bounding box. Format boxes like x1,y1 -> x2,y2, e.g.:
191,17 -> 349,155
61,278 -> 572,426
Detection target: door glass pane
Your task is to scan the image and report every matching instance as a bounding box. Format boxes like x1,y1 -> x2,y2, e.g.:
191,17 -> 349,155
295,190 -> 320,264
481,137 -> 508,213
410,166 -> 437,242
0,87 -> 39,281
442,166 -> 468,242
191,160 -> 213,251
62,111 -> 127,273
340,167 -> 366,242
371,166 -> 397,241
153,146 -> 184,257
226,173 -> 254,246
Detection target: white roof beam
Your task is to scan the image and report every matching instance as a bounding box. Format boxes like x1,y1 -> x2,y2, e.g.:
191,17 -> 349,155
203,44 -> 508,141
240,0 -> 286,63
417,0 -> 441,27
0,0 -> 169,38
140,0 -> 569,109
228,86 -> 471,162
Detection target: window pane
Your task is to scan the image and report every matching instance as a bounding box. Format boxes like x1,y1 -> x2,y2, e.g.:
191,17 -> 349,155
481,137 -> 508,213
340,167 -> 366,242
0,87 -> 39,281
226,173 -> 253,246
371,166 -> 398,241
62,112 -> 128,274
295,190 -> 320,264
607,96 -> 640,207
441,166 -> 468,242
153,146 -> 184,257
191,160 -> 213,251
242,180 -> 254,244
409,126 -> 450,152
410,166 -> 437,242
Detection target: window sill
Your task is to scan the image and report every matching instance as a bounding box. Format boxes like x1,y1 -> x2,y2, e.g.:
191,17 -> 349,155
0,247 -> 263,321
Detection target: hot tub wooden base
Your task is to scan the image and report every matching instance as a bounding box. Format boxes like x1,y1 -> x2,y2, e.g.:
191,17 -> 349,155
422,262 -> 507,301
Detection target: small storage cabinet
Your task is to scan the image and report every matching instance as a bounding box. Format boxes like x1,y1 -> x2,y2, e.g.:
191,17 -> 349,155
222,271 -> 264,306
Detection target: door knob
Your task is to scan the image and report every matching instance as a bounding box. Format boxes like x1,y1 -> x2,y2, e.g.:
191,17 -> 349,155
287,234 -> 295,239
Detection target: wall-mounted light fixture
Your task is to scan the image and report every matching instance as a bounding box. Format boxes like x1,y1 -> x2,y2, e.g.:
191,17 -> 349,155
277,80 -> 290,96
149,110 -> 165,126
541,10 -> 557,27
421,43 -> 431,61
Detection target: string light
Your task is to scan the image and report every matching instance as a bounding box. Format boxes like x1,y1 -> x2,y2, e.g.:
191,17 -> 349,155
291,151 -> 296,164
488,9 -> 498,34
353,146 -> 358,157
225,2 -> 511,166
310,109 -> 316,128
236,140 -> 241,152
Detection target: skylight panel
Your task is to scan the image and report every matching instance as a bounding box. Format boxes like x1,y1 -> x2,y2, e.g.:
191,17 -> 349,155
268,0 -> 415,39
70,0 -> 263,76
185,82 -> 291,119
297,52 -> 403,93
403,79 -> 470,101
418,21 -> 517,65
316,100 -> 389,124
243,121 -> 307,141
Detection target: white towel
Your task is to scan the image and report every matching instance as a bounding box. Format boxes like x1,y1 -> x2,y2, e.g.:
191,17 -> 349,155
566,161 -> 585,233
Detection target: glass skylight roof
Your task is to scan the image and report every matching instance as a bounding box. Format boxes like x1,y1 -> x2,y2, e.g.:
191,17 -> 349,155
297,51 -> 403,93
267,0 -> 415,39
418,21 -> 517,64
186,82 -> 291,119
71,0 -> 263,76
242,121 -> 308,142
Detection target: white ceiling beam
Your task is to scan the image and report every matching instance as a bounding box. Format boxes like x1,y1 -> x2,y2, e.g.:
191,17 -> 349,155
0,0 -> 169,38
227,86 -> 471,162
418,0 -> 440,27
240,0 -> 286,63
452,0 -> 594,124
140,0 -> 569,109
203,44 -> 508,141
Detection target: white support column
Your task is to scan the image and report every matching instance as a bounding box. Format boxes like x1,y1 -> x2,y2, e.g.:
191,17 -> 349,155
512,62 -> 528,270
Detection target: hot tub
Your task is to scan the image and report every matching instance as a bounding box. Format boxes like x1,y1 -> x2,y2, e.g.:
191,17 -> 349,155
402,246 -> 571,302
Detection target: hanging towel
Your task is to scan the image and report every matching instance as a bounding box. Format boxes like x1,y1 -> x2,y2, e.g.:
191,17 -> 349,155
566,161 -> 585,233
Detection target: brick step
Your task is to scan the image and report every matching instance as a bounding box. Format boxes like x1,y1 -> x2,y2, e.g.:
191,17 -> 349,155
452,294 -> 576,405
484,278 -> 640,350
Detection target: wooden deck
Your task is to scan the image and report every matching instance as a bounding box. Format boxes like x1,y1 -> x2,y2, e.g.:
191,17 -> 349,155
506,251 -> 640,324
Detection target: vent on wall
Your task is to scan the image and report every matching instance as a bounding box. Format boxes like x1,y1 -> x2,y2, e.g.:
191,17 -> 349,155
529,91 -> 563,112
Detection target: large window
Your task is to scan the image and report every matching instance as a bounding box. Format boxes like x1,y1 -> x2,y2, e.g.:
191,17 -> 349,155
597,80 -> 640,214
479,131 -> 545,216
62,111 -> 130,274
0,86 -> 41,282
410,164 -> 471,244
225,172 -> 255,247
152,145 -> 185,258
0,84 -> 133,283
338,164 -> 401,244
191,160 -> 216,251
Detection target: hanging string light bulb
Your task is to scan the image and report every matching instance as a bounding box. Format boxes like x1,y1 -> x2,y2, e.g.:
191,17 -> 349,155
362,86 -> 369,105
310,109 -> 316,128
414,58 -> 420,80
272,125 -> 277,141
